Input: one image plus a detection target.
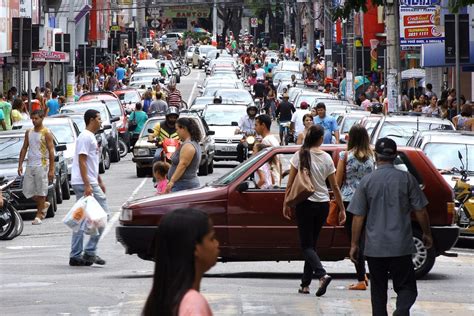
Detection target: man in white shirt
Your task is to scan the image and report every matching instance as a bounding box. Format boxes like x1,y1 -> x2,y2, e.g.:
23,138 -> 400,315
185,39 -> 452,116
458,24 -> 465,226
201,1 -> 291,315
255,114 -> 281,185
255,65 -> 266,81
290,101 -> 311,140
69,109 -> 109,267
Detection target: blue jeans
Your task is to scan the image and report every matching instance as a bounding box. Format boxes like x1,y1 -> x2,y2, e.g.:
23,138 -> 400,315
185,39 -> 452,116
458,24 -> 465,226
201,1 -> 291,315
171,178 -> 200,192
70,184 -> 109,259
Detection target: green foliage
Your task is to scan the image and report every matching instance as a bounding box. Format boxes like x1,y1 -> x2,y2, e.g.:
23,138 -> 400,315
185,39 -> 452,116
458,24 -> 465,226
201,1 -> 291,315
269,42 -> 279,50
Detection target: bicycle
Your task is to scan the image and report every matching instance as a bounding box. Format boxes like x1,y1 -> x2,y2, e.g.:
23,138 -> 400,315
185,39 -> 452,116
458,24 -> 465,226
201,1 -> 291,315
279,121 -> 292,146
0,177 -> 23,240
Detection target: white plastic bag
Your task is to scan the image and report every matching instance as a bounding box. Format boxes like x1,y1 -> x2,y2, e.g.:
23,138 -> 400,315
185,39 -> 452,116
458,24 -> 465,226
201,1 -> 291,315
62,197 -> 87,232
83,196 -> 108,235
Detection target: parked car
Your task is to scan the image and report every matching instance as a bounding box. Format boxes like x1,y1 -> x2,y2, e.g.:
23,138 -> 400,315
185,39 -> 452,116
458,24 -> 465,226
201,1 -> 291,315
78,91 -> 130,151
116,145 -> 459,278
192,45 -> 217,69
0,130 -> 68,216
132,113 -> 215,177
113,88 -> 142,112
186,46 -> 195,64
213,89 -> 254,106
369,115 -> 455,146
336,111 -> 372,143
203,104 -> 247,161
293,91 -> 336,109
60,101 -> 121,163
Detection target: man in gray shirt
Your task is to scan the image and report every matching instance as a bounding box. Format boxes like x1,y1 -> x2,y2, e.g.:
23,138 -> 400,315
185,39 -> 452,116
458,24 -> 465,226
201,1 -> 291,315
148,92 -> 168,115
348,137 -> 433,316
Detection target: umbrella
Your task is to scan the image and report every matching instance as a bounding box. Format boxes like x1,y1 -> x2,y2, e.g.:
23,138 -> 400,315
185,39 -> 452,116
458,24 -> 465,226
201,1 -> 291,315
193,27 -> 208,33
339,76 -> 371,98
401,68 -> 425,80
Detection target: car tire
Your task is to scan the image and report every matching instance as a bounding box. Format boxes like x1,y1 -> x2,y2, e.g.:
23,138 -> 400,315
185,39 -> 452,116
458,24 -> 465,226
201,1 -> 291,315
136,166 -> 147,178
104,150 -> 111,170
99,153 -> 106,174
208,159 -> 214,174
176,75 -> 181,83
61,175 -> 71,200
118,138 -> 128,158
192,63 -> 196,69
55,175 -> 63,205
198,158 -> 209,176
110,142 -> 120,163
46,189 -> 57,218
412,228 -> 436,279
199,63 -> 203,69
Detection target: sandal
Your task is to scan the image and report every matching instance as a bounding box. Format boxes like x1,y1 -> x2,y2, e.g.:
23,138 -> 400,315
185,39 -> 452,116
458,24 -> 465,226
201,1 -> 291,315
298,286 -> 310,294
348,281 -> 367,290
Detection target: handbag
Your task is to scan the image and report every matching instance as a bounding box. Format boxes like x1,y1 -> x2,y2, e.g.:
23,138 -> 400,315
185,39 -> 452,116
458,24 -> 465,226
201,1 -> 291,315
327,150 -> 347,226
128,111 -> 138,131
284,152 -> 315,208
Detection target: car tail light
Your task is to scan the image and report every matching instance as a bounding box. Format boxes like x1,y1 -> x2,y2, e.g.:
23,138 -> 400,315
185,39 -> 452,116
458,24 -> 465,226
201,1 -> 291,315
120,207 -> 133,221
447,202 -> 455,224
118,115 -> 128,133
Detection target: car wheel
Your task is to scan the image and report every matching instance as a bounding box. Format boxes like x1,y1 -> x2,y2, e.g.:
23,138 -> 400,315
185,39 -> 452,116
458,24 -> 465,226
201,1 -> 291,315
104,150 -> 111,170
118,138 -> 128,158
61,175 -> 71,200
110,140 -> 120,163
136,166 -> 147,178
412,228 -> 436,279
46,189 -> 57,218
192,63 -> 196,69
99,152 -> 106,174
55,175 -> 63,204
176,75 -> 180,83
12,207 -> 23,238
199,63 -> 203,69
198,158 -> 209,176
208,159 -> 214,174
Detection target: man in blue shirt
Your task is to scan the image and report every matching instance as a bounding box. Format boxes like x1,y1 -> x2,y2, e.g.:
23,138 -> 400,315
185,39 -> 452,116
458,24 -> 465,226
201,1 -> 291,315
115,64 -> 126,81
46,91 -> 60,116
313,102 -> 339,144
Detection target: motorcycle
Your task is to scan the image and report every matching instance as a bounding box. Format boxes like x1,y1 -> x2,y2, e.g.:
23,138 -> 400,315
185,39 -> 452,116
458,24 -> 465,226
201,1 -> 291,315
0,177 -> 24,240
147,129 -> 181,163
453,151 -> 474,235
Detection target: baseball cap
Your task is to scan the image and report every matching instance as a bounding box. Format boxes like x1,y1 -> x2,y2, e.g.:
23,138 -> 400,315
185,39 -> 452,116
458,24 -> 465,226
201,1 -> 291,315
375,137 -> 398,159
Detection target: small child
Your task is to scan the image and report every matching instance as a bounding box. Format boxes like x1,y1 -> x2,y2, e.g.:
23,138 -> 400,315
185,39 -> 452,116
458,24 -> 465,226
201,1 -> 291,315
153,161 -> 170,194
253,143 -> 274,189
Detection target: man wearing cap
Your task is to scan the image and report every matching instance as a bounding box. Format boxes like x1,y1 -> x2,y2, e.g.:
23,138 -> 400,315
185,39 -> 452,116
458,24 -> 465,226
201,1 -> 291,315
290,101 -> 311,140
348,137 -> 433,316
275,93 -> 296,144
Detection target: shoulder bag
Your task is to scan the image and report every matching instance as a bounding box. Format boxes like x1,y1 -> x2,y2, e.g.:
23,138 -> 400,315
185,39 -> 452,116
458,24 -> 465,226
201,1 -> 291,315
327,150 -> 347,226
128,111 -> 138,132
284,151 -> 315,208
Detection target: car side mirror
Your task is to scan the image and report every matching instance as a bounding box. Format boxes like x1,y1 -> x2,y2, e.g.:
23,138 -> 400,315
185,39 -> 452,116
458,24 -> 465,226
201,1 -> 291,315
111,116 -> 120,123
148,128 -> 154,133
98,125 -> 112,134
231,121 -> 238,126
237,181 -> 250,193
55,144 -> 67,152
125,109 -> 132,115
207,130 -> 215,136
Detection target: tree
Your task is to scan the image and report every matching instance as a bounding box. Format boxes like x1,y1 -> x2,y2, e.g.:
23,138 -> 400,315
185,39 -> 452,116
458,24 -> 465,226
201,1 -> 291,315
332,0 -> 474,20
216,2 -> 243,45
245,0 -> 284,45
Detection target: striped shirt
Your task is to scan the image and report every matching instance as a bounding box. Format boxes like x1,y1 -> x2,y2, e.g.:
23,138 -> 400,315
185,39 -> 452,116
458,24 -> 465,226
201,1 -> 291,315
167,90 -> 182,108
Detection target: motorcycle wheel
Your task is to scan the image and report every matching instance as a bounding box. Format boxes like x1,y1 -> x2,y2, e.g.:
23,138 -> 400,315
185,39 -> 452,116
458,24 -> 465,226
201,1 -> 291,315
118,139 -> 128,158
181,65 -> 191,76
0,205 -> 16,240
12,207 -> 23,238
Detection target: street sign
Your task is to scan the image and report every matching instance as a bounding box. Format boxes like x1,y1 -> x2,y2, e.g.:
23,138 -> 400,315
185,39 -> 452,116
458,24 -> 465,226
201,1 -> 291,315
110,25 -> 120,32
150,19 -> 160,28
250,18 -> 258,28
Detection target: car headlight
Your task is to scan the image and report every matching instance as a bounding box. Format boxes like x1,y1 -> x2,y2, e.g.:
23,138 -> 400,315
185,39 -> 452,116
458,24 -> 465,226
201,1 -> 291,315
247,135 -> 256,145
120,207 -> 133,221
167,146 -> 177,153
133,148 -> 150,156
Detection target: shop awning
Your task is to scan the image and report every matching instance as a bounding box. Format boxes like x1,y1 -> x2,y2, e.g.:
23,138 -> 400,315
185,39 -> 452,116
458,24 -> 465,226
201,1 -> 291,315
32,50 -> 70,63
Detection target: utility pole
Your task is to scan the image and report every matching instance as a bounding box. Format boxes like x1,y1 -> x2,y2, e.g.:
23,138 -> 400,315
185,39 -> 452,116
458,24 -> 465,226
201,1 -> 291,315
385,0 -> 401,112
212,0 -> 217,46
295,1 -> 301,49
67,0 -> 76,101
323,2 -> 333,80
344,11 -> 354,101
454,12 -> 460,113
306,1 -> 315,63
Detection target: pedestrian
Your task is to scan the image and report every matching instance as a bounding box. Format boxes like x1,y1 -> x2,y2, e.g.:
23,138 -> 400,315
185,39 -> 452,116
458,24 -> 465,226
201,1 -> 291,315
253,143 -> 274,189
348,137 -> 433,316
313,102 -> 340,144
143,208 -> 218,316
143,90 -> 153,114
422,95 -> 440,117
0,93 -> 12,130
153,161 -> 170,195
165,117 -> 202,193
296,114 -> 314,145
255,114 -> 281,185
335,124 -> 375,290
275,93 -> 296,144
11,98 -> 29,126
69,109 -> 109,266
0,104 -> 6,130
128,102 -> 148,147
167,84 -> 183,109
46,91 -> 61,116
359,93 -> 372,111
148,92 -> 168,115
17,110 -> 55,225
283,124 -> 345,296
452,103 -> 473,131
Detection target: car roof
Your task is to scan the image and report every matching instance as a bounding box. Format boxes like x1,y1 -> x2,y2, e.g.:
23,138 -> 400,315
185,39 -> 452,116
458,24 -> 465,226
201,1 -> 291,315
415,130 -> 474,143
383,114 -> 453,124
79,91 -> 118,101
204,104 -> 247,110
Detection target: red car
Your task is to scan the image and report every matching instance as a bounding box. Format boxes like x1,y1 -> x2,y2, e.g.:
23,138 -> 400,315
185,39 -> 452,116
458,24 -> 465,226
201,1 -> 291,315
116,145 -> 459,278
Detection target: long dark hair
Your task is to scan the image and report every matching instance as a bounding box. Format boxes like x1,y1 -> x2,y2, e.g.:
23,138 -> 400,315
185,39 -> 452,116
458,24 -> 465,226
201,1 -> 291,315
347,124 -> 373,161
177,117 -> 202,142
299,125 -> 324,170
143,208 -> 211,316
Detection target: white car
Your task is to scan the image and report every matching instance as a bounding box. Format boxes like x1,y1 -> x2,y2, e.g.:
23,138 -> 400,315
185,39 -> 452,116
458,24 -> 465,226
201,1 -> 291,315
186,46 -> 195,64
192,45 -> 217,69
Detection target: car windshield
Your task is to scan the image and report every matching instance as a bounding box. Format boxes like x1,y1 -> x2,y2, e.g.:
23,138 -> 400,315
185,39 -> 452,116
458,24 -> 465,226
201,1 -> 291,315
117,91 -> 141,104
61,104 -> 108,121
379,121 -> 454,146
48,124 -> 75,144
273,72 -> 302,82
135,68 -> 159,73
295,94 -> 322,107
341,117 -> 364,133
423,143 -> 474,172
203,86 -> 234,96
204,107 -> 245,126
211,150 -> 268,185
201,47 -> 217,55
103,100 -> 123,118
131,75 -> 158,82
69,117 -> 85,131
141,120 -> 161,137
0,137 -> 23,160
216,91 -> 253,104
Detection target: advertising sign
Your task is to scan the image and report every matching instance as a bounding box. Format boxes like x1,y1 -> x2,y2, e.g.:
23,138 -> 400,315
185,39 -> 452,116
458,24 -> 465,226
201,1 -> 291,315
32,50 -> 70,63
400,0 -> 444,46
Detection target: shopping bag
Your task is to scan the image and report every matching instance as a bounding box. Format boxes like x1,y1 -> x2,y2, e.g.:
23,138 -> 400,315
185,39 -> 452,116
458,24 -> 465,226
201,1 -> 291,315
83,196 -> 108,236
62,197 -> 87,232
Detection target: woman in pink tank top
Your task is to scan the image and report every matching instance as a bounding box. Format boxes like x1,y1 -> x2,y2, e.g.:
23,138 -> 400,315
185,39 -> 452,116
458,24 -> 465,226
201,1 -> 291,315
143,208 -> 219,316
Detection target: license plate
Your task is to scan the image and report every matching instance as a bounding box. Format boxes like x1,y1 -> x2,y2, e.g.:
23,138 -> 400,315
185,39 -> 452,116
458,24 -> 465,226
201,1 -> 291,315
220,146 -> 235,152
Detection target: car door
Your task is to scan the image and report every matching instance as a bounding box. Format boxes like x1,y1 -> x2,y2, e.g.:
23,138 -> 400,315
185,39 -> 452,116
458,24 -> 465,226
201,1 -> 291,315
227,148 -> 335,259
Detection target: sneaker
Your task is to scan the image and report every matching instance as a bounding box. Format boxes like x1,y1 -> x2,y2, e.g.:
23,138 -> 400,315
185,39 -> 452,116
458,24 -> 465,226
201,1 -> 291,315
32,217 -> 42,225
316,275 -> 332,297
83,254 -> 106,265
41,202 -> 50,218
69,257 -> 93,266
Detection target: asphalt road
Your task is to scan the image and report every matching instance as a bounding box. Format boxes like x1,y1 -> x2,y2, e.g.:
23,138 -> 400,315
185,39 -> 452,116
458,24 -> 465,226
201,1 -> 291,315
1,69 -> 474,315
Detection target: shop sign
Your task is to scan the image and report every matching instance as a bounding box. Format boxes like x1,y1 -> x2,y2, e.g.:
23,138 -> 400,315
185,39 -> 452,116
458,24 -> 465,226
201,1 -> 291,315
399,1 -> 444,46
32,50 -> 70,63
163,6 -> 209,19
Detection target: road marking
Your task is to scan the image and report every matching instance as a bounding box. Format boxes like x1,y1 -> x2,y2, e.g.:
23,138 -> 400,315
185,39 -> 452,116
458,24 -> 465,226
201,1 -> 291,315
187,82 -> 197,106
100,178 -> 148,240
6,245 -> 59,250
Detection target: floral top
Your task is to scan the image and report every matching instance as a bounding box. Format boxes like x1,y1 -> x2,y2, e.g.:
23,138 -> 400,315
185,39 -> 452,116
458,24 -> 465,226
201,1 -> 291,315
339,151 -> 375,202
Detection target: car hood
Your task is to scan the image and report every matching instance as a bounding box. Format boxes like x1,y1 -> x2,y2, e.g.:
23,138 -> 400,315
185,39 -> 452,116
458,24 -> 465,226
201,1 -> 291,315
134,137 -> 156,149
208,125 -> 241,138
0,160 -> 25,179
